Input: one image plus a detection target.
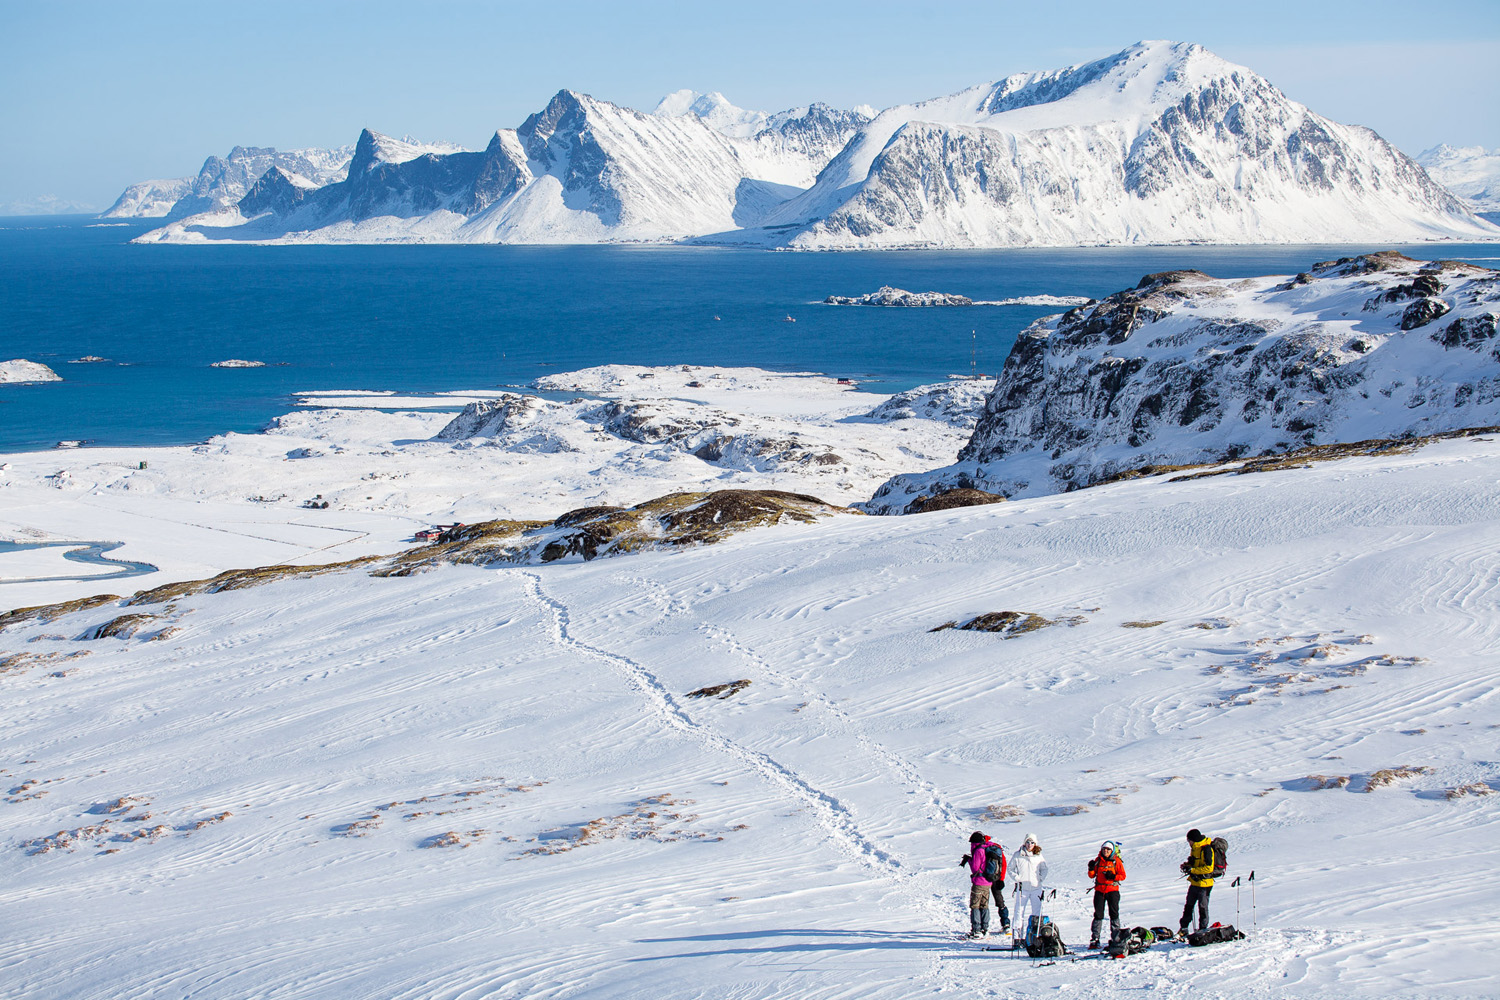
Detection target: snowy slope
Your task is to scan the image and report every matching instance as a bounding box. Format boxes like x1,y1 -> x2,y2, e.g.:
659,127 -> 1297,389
1417,144 -> 1500,213
734,41 -> 1495,248
0,360 -> 62,384
2,426 -> 1499,998
99,177 -> 193,218
868,252 -> 1500,510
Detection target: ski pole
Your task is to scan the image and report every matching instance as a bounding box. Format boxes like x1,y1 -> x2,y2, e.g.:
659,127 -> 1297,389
1250,871 -> 1256,930
1231,875 -> 1241,925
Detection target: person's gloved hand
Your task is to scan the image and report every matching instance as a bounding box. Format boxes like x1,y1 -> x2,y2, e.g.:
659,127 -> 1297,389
1180,861 -> 1190,873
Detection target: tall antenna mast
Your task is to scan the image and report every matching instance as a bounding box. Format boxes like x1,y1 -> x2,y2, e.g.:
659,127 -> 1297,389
971,329 -> 977,377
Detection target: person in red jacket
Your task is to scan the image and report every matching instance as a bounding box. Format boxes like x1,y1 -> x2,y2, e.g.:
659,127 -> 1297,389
982,834 -> 1011,935
1087,840 -> 1126,948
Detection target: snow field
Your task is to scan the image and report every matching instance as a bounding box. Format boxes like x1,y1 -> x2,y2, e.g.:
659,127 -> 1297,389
0,367 -> 981,609
2,433 -> 1498,998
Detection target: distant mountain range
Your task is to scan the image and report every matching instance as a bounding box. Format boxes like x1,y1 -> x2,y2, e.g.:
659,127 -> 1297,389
1416,145 -> 1500,215
118,41 -> 1497,248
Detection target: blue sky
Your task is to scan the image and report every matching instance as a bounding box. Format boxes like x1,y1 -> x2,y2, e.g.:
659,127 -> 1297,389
2,0 -> 1497,210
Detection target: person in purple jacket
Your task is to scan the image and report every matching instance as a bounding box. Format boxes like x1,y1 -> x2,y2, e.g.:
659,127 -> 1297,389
960,831 -> 992,938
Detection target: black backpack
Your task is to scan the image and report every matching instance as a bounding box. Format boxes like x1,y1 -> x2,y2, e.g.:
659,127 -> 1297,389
1187,923 -> 1245,946
1027,918 -> 1067,958
1209,836 -> 1229,878
982,844 -> 1003,882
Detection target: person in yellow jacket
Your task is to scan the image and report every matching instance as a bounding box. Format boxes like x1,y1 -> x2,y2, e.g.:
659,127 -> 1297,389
1178,828 -> 1215,937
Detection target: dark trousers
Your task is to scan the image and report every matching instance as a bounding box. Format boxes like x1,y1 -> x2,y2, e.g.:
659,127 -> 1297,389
991,881 -> 1010,928
1090,889 -> 1120,944
1180,884 -> 1211,932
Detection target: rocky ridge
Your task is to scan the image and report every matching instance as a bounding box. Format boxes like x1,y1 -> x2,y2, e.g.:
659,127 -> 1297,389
865,252 -> 1500,511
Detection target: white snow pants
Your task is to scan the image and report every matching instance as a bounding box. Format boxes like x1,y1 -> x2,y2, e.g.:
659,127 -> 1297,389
1013,887 -> 1044,939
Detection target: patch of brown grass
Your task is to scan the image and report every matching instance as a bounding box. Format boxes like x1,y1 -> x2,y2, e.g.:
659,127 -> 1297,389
127,556 -> 388,606
0,594 -> 121,632
982,804 -> 1024,822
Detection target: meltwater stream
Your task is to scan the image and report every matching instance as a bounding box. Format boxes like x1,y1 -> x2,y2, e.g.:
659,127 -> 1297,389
0,540 -> 159,585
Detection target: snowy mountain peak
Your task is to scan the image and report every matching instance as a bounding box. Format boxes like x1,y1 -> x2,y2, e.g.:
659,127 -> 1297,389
653,90 -> 769,138
130,41 -> 1498,246
349,130 -> 463,176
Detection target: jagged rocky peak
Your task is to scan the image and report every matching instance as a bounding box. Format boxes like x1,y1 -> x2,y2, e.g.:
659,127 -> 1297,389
765,39 -> 1493,248
519,90 -> 600,161
864,254 -> 1500,512
238,167 -> 307,217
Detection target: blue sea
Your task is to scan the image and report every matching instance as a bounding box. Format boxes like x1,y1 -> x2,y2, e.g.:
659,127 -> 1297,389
2,216 -> 1496,453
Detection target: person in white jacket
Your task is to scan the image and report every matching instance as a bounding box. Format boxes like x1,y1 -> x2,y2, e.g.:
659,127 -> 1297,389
1008,832 -> 1050,942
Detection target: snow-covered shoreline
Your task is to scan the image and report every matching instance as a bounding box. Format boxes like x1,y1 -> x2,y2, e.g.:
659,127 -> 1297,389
0,365 -> 988,609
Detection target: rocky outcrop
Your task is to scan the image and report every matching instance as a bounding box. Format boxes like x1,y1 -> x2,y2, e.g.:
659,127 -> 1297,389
903,488 -> 1006,514
825,286 -> 974,306
865,253 -> 1500,511
382,489 -> 847,570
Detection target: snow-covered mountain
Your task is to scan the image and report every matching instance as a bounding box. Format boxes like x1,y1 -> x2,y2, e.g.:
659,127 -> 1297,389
1417,144 -> 1500,214
134,42 -> 1496,246
137,92 -> 871,244
737,41 -> 1493,248
99,178 -> 194,218
653,90 -> 770,137
867,251 -> 1500,511
101,142 -> 372,219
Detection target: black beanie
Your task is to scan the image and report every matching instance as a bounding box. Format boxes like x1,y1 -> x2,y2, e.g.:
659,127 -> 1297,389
970,831 -> 986,843
1187,828 -> 1203,841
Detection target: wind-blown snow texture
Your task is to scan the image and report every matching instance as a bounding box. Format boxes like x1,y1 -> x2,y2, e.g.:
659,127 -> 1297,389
133,41 -> 1496,247
868,253 -> 1500,511
3,426 -> 1499,998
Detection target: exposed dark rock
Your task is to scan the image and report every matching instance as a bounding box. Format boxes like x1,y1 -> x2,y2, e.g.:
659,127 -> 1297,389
1400,297 -> 1452,330
1435,313 -> 1497,350
903,488 -> 1007,514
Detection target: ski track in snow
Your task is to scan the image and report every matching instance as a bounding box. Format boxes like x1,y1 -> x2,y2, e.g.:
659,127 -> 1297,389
519,570 -> 911,879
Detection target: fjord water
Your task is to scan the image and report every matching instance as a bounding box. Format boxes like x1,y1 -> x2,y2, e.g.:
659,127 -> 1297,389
2,216 -> 1496,452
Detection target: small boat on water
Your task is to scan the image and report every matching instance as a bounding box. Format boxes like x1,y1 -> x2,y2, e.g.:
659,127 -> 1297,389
783,315 -> 796,323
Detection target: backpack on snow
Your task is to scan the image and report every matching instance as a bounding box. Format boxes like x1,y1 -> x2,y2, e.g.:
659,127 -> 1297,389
1209,836 -> 1229,879
1107,926 -> 1155,959
1187,922 -> 1245,947
1027,916 -> 1067,958
982,844 -> 1003,882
